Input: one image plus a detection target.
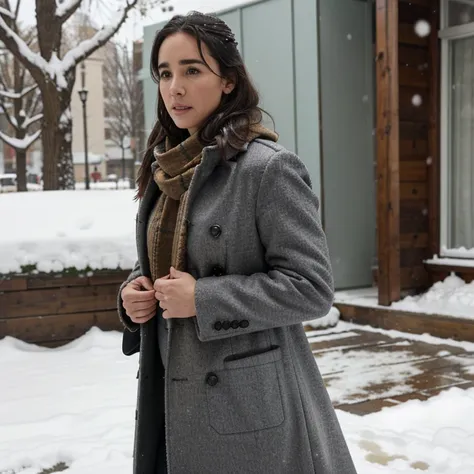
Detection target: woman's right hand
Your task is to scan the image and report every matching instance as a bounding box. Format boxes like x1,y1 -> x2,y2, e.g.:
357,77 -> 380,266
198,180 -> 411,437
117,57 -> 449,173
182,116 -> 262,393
121,276 -> 158,324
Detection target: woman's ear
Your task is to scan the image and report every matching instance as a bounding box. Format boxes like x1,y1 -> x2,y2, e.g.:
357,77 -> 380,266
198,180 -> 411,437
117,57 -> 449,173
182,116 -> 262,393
222,76 -> 236,95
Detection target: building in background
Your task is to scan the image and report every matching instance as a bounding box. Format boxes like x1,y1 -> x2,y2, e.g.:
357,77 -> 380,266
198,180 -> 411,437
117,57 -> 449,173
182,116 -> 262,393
70,18 -> 107,183
72,151 -> 106,183
104,39 -> 145,183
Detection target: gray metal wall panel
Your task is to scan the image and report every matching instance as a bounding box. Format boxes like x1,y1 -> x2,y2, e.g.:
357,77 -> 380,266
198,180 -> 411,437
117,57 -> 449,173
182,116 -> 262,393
294,0 -> 321,198
142,22 -> 164,134
219,10 -> 242,55
241,0 -> 296,152
319,0 -> 376,289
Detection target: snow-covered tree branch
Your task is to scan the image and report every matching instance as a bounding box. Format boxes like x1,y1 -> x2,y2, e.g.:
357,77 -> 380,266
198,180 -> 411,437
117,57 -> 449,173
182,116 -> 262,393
0,5 -> 43,191
0,6 -> 15,19
0,0 -> 161,190
0,13 -> 48,80
0,84 -> 37,100
23,112 -> 43,128
55,0 -> 82,21
62,3 -> 138,74
0,129 -> 41,149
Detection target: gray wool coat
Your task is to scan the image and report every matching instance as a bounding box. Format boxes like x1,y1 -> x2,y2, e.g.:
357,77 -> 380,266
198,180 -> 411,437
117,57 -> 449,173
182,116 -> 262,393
118,138 -> 357,474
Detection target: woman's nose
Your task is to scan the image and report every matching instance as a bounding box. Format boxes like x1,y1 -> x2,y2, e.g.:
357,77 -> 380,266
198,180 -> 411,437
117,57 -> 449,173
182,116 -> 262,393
170,78 -> 185,96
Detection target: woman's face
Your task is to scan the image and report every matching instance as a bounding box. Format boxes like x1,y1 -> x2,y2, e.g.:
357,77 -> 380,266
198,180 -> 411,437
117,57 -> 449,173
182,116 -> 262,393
157,32 -> 235,135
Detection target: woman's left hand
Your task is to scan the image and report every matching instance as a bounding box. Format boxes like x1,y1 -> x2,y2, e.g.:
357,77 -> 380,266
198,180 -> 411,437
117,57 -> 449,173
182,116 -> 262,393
154,267 -> 197,319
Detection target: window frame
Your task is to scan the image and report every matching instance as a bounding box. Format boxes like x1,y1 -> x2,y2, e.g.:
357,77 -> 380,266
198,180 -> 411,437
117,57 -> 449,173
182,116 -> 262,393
439,0 -> 474,256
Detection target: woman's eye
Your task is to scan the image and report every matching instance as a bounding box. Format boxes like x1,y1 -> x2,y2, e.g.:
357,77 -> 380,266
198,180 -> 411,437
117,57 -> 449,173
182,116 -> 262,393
187,67 -> 200,75
159,71 -> 171,79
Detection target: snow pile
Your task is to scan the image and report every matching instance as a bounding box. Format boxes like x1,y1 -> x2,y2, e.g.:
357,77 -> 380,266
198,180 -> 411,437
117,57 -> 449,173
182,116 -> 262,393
304,306 -> 340,329
0,190 -> 138,274
426,255 -> 474,268
392,274 -> 474,318
435,246 -> 474,260
335,274 -> 474,320
1,327 -> 474,473
341,387 -> 474,474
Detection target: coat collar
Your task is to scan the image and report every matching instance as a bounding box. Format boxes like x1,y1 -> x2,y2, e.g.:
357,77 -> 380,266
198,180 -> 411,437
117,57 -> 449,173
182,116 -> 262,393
136,140 -> 247,276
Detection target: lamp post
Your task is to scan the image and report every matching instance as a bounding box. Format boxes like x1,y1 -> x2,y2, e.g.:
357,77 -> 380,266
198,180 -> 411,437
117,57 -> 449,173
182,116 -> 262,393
78,62 -> 90,190
121,136 -> 131,187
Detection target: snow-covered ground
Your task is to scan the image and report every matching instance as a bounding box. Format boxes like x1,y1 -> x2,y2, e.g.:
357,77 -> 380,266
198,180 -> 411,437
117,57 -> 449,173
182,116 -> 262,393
336,273 -> 474,321
2,189 -> 473,320
74,180 -> 131,191
0,190 -> 138,274
0,324 -> 473,474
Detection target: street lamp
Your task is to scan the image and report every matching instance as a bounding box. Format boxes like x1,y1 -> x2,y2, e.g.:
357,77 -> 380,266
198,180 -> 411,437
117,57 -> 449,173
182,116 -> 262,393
121,136 -> 131,186
78,62 -> 90,190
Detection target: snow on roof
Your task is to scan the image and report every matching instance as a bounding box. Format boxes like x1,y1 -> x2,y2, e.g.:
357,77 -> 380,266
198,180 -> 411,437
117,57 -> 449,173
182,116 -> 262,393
72,152 -> 104,165
104,146 -> 134,160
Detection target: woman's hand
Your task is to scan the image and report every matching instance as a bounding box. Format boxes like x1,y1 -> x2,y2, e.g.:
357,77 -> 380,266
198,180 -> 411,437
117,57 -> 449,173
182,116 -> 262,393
121,276 -> 158,324
154,267 -> 197,319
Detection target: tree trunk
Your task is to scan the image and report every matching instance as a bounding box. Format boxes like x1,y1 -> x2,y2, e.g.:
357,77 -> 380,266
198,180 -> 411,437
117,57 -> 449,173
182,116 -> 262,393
40,81 -> 75,190
41,83 -> 62,190
16,149 -> 28,192
58,108 -> 75,190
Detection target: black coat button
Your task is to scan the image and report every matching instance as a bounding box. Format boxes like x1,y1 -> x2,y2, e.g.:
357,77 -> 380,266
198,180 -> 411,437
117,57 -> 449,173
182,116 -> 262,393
206,373 -> 219,386
222,320 -> 231,330
212,265 -> 226,277
214,321 -> 223,331
240,320 -> 249,328
210,225 -> 222,238
231,320 -> 240,329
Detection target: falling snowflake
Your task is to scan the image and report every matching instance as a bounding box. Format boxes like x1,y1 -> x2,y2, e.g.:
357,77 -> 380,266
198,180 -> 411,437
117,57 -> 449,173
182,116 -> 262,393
426,157 -> 432,165
362,95 -> 368,103
412,94 -> 422,106
347,34 -> 352,40
414,20 -> 431,38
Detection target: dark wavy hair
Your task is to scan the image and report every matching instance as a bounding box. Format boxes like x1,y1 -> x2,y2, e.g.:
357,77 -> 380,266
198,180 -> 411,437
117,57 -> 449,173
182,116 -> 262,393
135,11 -> 268,198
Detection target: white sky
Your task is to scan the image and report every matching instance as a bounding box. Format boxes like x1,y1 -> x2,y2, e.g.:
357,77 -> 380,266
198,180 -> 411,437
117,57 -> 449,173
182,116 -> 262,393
17,0 -> 255,45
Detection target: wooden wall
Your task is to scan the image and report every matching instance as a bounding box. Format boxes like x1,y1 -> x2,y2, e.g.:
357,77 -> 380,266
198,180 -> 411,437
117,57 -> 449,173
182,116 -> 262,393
398,0 -> 439,291
0,270 -> 128,347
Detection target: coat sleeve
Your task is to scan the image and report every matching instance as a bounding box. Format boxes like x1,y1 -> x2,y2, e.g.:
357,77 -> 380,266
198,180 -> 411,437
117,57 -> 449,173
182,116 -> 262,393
117,259 -> 142,332
193,149 -> 334,342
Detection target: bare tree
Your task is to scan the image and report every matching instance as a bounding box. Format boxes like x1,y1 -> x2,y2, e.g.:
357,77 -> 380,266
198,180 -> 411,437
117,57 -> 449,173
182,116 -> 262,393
0,0 -> 173,190
104,41 -> 144,183
0,23 -> 42,191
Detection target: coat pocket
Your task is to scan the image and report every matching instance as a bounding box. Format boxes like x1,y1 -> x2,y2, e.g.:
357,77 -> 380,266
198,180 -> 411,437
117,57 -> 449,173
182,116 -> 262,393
206,346 -> 285,435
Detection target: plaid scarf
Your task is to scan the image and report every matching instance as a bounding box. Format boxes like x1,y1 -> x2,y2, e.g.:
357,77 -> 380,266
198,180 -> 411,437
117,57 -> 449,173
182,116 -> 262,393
147,125 -> 278,282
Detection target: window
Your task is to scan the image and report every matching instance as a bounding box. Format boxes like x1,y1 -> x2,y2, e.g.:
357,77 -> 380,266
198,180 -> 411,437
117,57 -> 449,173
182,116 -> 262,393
448,0 -> 474,27
440,0 -> 474,256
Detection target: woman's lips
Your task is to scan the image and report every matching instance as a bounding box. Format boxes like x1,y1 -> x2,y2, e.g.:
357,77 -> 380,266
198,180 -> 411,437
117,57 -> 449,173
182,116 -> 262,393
173,106 -> 192,115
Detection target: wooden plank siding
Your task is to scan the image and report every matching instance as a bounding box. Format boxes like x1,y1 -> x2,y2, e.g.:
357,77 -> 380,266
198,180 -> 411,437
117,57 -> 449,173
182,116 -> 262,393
427,5 -> 441,259
425,263 -> 474,284
336,302 -> 474,342
0,270 -> 126,346
397,0 -> 439,291
376,0 -> 401,305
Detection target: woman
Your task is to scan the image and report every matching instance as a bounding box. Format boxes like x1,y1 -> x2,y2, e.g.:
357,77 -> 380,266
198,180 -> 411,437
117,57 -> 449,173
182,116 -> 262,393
118,11 -> 357,474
